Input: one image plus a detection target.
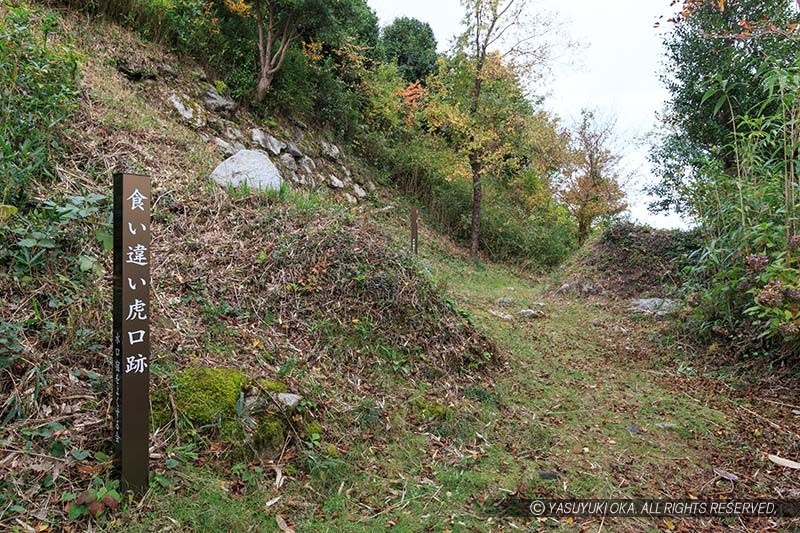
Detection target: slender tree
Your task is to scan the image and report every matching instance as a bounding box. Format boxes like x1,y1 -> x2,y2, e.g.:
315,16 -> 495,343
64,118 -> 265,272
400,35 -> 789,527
560,110 -> 627,245
457,0 -> 558,257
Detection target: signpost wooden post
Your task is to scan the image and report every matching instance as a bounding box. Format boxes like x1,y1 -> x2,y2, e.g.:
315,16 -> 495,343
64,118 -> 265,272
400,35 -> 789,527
410,207 -> 419,255
112,173 -> 151,495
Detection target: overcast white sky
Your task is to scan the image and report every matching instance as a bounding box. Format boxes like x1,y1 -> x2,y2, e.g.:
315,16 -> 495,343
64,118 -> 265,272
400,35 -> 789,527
367,0 -> 687,229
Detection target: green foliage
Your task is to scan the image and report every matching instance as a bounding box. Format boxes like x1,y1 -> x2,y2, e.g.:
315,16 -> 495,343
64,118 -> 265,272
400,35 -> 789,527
62,477 -> 121,521
1,194 -> 110,278
0,2 -> 79,208
380,16 -> 438,84
650,0 -> 799,214
677,55 -> 800,351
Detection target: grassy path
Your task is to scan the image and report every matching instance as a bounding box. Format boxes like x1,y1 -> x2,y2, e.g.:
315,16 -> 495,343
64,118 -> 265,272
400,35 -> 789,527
425,243 -> 799,532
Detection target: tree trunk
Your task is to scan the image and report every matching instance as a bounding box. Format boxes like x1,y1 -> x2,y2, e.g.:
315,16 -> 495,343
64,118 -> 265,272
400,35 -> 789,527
254,69 -> 273,104
470,150 -> 482,258
577,218 -> 589,246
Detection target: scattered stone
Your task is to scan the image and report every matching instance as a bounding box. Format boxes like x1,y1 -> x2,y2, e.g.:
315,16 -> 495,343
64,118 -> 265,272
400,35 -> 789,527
329,175 -> 345,189
626,424 -> 644,435
214,137 -> 237,157
286,141 -> 303,158
341,166 -> 351,178
224,126 -> 244,143
654,422 -> 679,430
250,128 -> 286,155
539,471 -> 560,480
344,193 -> 358,205
321,141 -> 341,161
518,309 -> 545,318
168,92 -> 204,128
627,298 -> 680,318
496,297 -> 515,307
279,153 -> 297,172
114,56 -> 156,82
250,128 -> 269,148
210,149 -> 282,192
298,156 -> 316,174
364,180 -> 377,193
157,63 -> 178,79
203,88 -> 237,116
528,302 -> 546,308
488,310 -> 514,321
275,392 -> 303,410
265,135 -> 287,156
555,282 -> 601,296
352,183 -> 367,199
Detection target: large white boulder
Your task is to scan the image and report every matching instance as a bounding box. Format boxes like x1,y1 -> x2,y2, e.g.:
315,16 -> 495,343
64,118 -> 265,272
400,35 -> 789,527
210,149 -> 282,191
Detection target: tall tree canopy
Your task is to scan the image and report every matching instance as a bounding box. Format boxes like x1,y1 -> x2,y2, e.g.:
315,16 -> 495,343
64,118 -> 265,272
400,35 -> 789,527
380,17 -> 438,84
226,0 -> 378,103
649,0 -> 799,215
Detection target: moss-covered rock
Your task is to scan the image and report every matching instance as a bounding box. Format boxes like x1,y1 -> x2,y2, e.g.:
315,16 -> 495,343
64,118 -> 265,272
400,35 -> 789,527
258,378 -> 288,393
174,366 -> 246,425
253,414 -> 287,460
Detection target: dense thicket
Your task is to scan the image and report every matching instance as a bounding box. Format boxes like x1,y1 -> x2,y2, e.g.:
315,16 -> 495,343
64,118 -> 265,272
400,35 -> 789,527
651,0 -> 800,353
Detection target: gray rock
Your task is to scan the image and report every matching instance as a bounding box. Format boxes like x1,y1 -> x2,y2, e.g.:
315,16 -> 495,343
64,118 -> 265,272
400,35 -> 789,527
203,89 -> 236,116
628,298 -> 680,318
329,175 -> 345,189
211,149 -> 282,191
488,310 -> 514,321
168,92 -> 204,127
626,424 -> 644,435
352,184 -> 367,199
275,392 -> 302,410
555,282 -> 601,296
655,422 -> 679,430
250,128 -> 269,148
344,193 -> 358,205
298,156 -> 316,174
224,126 -> 244,143
251,129 -> 286,155
518,309 -> 545,318
214,137 -> 237,157
286,141 -> 303,158
321,141 -> 341,161
496,297 -> 515,306
266,135 -> 286,156
279,153 -> 297,172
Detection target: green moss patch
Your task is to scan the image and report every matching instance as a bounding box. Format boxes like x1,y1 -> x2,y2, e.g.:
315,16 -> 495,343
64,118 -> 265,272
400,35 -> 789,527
174,366 -> 246,426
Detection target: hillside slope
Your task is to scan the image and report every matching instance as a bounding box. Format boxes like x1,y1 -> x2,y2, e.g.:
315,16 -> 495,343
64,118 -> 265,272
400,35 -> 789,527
1,5 -> 798,533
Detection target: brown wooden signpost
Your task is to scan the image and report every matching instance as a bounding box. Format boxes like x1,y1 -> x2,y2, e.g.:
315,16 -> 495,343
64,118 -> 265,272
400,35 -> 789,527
112,173 -> 151,495
410,207 -> 419,255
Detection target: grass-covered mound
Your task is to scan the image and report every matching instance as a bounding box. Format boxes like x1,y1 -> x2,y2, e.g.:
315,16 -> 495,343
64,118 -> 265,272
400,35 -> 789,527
558,221 -> 701,298
0,5 -> 499,526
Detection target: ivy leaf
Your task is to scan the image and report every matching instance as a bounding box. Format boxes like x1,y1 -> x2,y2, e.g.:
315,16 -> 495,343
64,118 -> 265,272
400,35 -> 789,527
71,448 -> 91,460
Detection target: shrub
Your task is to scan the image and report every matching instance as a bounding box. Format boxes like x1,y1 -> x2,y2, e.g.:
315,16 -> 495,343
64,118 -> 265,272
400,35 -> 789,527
0,2 -> 79,208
